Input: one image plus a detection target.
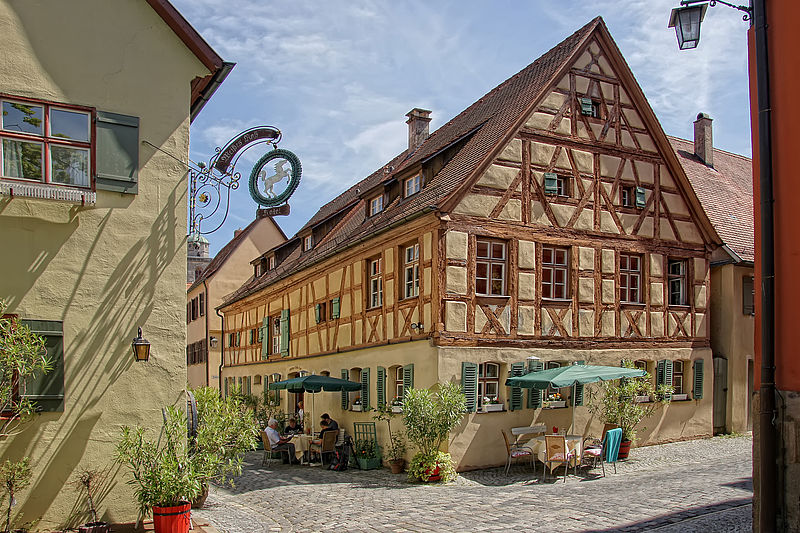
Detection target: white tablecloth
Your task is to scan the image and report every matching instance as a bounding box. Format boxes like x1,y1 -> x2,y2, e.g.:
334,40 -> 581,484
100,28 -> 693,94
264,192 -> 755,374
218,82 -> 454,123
290,434 -> 313,462
527,435 -> 583,471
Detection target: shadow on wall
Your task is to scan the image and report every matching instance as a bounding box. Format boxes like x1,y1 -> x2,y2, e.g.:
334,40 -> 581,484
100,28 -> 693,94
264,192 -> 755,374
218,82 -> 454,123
2,181 -> 186,529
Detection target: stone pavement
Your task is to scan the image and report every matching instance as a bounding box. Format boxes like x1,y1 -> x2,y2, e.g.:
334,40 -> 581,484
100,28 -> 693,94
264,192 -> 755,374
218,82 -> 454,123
194,435 -> 752,532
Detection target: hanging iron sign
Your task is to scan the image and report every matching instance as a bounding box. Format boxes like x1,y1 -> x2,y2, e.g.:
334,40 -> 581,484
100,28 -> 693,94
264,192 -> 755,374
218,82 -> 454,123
213,126 -> 281,173
248,148 -> 302,208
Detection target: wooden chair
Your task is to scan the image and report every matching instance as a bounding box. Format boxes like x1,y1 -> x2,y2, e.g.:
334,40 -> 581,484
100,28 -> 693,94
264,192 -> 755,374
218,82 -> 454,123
501,429 -> 533,475
261,430 -> 289,467
543,435 -> 575,482
310,429 -> 339,465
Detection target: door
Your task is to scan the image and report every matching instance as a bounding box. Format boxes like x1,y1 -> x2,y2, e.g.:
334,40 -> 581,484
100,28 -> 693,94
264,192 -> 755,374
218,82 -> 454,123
713,356 -> 728,434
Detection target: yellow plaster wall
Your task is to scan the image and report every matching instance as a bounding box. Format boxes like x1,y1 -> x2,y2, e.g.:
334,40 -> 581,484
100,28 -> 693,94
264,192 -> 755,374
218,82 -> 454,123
439,345 -> 713,470
0,1 -> 209,528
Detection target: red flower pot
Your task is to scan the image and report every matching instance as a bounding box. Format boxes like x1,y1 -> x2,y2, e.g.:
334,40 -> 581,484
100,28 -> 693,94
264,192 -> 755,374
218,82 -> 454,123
617,439 -> 632,460
153,502 -> 191,533
426,465 -> 441,482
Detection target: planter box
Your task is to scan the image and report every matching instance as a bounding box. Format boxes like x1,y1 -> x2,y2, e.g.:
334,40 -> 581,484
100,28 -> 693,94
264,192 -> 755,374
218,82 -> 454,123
543,400 -> 566,409
634,395 -> 652,403
391,405 -> 403,413
351,405 -> 362,412
671,394 -> 689,401
481,403 -> 504,412
356,456 -> 382,470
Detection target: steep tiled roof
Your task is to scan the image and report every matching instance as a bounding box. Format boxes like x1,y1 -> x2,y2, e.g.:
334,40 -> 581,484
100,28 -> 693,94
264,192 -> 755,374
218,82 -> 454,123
188,217 -> 287,293
222,18 -> 602,307
669,136 -> 754,262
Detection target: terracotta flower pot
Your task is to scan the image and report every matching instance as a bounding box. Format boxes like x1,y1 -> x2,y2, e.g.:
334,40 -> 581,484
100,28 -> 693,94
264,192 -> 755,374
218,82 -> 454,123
389,459 -> 405,474
191,483 -> 209,509
618,439 -> 632,460
152,502 -> 191,533
78,522 -> 110,533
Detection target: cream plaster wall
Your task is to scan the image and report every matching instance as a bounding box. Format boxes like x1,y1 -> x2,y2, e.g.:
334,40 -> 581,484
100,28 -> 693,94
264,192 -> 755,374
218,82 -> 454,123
710,263 -> 755,433
0,1 -> 210,529
439,346 -> 713,471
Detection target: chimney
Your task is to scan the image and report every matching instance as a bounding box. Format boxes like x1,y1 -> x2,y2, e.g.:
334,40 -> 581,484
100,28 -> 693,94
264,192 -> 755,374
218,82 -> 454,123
406,108 -> 432,151
234,228 -> 243,238
693,112 -> 713,167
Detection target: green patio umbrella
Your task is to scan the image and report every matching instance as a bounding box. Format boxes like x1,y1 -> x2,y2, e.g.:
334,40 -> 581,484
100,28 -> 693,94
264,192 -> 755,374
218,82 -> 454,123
269,374 -> 362,433
505,364 -> 647,434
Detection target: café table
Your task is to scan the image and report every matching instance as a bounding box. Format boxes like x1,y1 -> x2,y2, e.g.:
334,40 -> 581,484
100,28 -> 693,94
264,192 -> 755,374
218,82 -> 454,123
290,434 -> 314,464
529,434 -> 583,472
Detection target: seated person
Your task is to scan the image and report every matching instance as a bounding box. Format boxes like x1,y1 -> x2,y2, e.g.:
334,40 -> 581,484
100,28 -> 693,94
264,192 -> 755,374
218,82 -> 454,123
264,418 -> 300,465
284,417 -> 303,435
311,413 -> 339,445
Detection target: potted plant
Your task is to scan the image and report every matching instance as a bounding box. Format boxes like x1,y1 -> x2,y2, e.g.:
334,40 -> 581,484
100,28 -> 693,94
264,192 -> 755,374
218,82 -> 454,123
353,439 -> 381,470
402,382 -> 466,483
0,458 -> 32,533
390,397 -> 403,414
372,405 -> 407,473
117,407 -> 201,533
587,362 -> 673,459
544,392 -> 566,409
351,397 -> 362,412
190,387 -> 259,508
72,469 -> 110,533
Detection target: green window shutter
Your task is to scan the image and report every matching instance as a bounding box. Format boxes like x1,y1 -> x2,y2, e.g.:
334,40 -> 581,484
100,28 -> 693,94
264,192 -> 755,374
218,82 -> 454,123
247,376 -> 252,395
693,359 -> 705,400
341,369 -> 349,409
656,360 -> 666,387
579,97 -> 594,115
260,317 -> 269,360
331,297 -> 340,319
376,367 -> 386,408
403,364 -> 414,396
635,186 -> 646,208
95,111 -> 139,194
280,309 -> 290,357
527,360 -> 544,409
315,304 -> 321,324
663,360 -> 674,401
573,360 -> 585,406
509,362 -> 525,411
361,367 -> 370,409
21,320 -> 64,412
224,377 -> 229,397
543,172 -> 558,194
461,362 -> 478,413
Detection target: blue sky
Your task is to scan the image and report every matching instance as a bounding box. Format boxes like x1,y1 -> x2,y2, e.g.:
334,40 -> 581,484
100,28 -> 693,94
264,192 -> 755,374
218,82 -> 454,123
172,0 -> 752,255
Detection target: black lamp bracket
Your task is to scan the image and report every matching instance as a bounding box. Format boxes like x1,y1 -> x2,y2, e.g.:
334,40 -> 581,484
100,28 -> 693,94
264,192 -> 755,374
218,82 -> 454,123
680,0 -> 752,21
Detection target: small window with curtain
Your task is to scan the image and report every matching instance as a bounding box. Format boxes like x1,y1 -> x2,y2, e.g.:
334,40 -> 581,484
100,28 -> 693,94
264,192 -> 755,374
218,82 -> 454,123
476,239 -> 506,296
369,195 -> 384,216
403,243 -> 420,299
672,360 -> 684,395
404,174 -> 421,197
368,257 -> 383,308
478,362 -> 500,408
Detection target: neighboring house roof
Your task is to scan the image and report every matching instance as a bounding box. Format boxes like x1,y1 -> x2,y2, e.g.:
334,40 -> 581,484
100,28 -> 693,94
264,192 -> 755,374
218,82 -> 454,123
670,136 -> 754,263
188,217 -> 287,293
145,0 -> 233,121
222,16 -> 718,307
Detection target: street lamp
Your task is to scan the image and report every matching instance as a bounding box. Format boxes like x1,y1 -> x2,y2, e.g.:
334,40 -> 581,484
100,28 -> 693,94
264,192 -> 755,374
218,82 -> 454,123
131,327 -> 151,362
668,3 -> 708,49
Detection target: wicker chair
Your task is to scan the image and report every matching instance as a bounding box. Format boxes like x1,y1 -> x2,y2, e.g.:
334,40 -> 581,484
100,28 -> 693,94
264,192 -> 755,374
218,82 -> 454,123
543,435 -> 576,482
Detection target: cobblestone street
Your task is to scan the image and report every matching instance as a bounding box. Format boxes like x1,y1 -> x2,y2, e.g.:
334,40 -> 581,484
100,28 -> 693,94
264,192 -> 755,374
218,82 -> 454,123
195,435 -> 752,532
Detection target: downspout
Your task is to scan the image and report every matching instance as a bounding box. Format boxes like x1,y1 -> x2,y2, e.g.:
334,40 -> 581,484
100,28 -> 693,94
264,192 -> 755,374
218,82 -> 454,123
203,279 -> 210,387
217,306 -> 225,394
753,0 -> 778,530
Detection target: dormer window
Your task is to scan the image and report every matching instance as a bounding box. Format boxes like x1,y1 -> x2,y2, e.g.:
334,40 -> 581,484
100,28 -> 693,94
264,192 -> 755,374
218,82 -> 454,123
404,175 -> 421,197
268,256 -> 275,270
369,195 -> 384,216
303,235 -> 313,251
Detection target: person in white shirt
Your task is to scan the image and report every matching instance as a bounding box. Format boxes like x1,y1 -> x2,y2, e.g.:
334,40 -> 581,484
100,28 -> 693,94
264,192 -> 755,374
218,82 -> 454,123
265,418 -> 299,465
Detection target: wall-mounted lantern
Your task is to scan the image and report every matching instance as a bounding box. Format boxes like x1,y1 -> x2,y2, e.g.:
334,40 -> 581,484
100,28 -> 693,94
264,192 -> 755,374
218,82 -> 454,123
668,2 -> 708,49
131,327 -> 151,362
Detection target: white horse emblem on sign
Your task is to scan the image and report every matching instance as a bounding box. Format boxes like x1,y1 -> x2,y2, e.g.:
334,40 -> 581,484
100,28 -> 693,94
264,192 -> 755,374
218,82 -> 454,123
259,160 -> 290,198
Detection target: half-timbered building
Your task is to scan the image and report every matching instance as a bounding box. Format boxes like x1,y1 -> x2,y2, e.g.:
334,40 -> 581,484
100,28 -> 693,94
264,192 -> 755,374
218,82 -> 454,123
219,17 -> 721,469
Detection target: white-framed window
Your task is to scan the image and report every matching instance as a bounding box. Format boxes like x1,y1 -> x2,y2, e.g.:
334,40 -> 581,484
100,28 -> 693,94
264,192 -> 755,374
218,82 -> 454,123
303,235 -> 313,251
542,246 -> 569,300
476,239 -> 506,296
369,195 -> 384,216
672,360 -> 684,394
404,174 -> 421,197
403,243 -> 420,299
668,259 -> 687,306
271,316 -> 281,355
620,253 -> 642,303
368,257 -> 383,308
621,185 -> 635,207
478,362 -> 500,408
1,98 -> 92,188
395,366 -> 404,400
268,256 -> 276,270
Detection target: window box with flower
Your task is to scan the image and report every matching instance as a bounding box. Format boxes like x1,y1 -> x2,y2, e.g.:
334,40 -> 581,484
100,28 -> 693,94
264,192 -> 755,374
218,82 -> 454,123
391,397 -> 403,413
480,396 -> 504,412
542,392 -> 566,409
351,397 -> 362,412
